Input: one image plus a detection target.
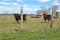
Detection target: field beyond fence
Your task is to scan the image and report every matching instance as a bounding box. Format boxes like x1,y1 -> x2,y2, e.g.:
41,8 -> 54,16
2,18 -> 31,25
0,14 -> 60,40
0,14 -> 60,32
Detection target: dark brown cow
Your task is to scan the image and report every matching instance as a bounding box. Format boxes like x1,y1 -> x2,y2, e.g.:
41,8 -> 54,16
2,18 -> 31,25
13,14 -> 26,23
43,14 -> 51,21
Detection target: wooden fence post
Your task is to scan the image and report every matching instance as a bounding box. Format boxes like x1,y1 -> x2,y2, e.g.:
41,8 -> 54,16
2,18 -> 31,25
50,9 -> 53,28
50,7 -> 54,28
50,5 -> 57,28
20,6 -> 23,30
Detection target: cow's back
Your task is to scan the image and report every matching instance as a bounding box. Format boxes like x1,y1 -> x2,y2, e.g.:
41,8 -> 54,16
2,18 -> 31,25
14,14 -> 20,20
43,14 -> 51,21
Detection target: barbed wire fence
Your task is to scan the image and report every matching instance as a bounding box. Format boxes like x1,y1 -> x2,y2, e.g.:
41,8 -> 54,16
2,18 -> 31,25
0,6 -> 60,31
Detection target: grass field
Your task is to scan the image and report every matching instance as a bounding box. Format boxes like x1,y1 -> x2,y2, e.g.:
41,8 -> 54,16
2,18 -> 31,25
0,14 -> 60,40
0,29 -> 60,40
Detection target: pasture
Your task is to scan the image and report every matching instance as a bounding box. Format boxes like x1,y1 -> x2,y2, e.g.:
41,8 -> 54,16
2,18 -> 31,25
0,14 -> 60,31
0,14 -> 60,40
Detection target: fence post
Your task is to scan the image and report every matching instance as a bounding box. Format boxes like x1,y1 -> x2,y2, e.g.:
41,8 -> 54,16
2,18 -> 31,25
50,7 -> 54,28
20,6 -> 23,30
50,5 -> 57,28
50,9 -> 53,28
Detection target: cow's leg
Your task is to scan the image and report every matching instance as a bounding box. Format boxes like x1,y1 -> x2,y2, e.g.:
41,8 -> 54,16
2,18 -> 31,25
48,19 -> 50,21
23,20 -> 26,23
23,18 -> 26,23
48,18 -> 51,21
16,20 -> 19,23
44,18 -> 46,21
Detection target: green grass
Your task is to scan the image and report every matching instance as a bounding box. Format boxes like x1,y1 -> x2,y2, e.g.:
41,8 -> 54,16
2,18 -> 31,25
0,15 -> 60,40
0,29 -> 60,40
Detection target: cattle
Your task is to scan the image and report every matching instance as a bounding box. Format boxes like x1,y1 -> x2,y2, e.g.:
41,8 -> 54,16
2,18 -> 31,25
43,14 -> 51,21
13,14 -> 26,23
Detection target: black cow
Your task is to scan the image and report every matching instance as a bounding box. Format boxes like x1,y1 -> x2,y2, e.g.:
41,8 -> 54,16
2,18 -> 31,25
13,14 -> 26,23
43,14 -> 51,21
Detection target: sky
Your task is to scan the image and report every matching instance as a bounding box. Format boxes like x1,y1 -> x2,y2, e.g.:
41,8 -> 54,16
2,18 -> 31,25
0,0 -> 60,14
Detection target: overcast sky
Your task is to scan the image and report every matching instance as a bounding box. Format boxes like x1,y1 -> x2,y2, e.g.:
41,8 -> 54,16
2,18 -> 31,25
0,0 -> 60,14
